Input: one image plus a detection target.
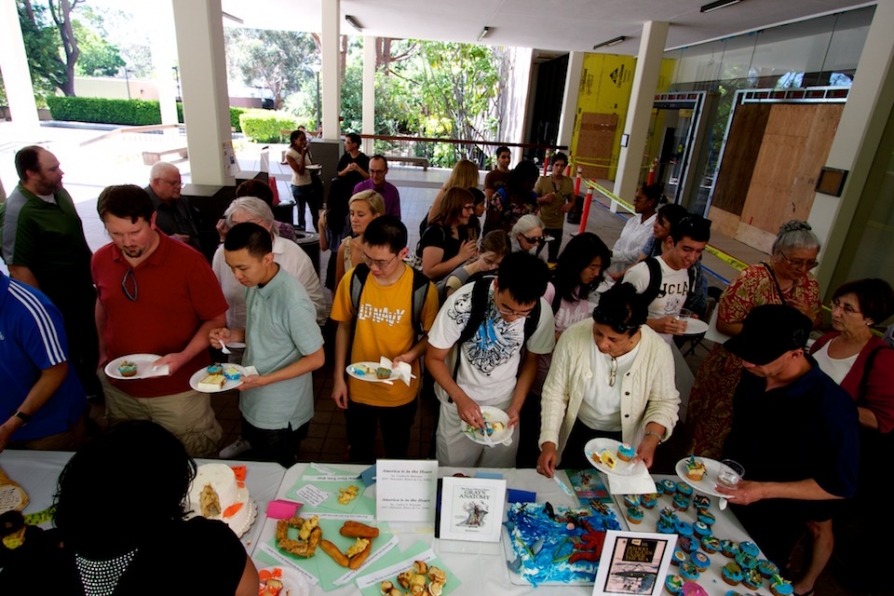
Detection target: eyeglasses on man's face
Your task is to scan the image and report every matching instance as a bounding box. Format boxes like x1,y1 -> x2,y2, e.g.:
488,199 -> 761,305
362,252 -> 397,270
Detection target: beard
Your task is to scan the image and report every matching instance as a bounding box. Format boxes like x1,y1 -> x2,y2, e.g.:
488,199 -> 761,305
122,246 -> 144,258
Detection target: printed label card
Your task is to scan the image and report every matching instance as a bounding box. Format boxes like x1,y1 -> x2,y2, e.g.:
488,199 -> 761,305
592,531 -> 677,596
438,476 -> 506,543
376,460 -> 439,524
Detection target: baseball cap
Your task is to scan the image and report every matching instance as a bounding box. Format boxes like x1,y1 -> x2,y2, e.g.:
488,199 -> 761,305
723,304 -> 812,365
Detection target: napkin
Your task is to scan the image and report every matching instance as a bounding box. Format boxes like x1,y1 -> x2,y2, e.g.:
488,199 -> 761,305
243,365 -> 259,376
606,468 -> 657,495
145,363 -> 170,377
380,356 -> 413,386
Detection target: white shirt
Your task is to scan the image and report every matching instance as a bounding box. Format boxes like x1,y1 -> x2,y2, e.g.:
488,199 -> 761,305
213,236 -> 328,328
610,212 -> 657,271
813,341 -> 858,385
623,257 -> 689,342
578,342 -> 640,431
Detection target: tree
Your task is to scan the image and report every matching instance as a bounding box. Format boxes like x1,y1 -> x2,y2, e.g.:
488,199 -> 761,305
46,0 -> 83,96
225,27 -> 319,111
17,0 -> 68,97
73,20 -> 124,77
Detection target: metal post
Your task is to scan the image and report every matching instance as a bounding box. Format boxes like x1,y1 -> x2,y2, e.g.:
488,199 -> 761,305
578,188 -> 594,235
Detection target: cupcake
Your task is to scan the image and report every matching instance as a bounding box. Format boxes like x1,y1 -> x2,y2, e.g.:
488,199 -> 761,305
685,455 -> 707,481
678,536 -> 698,554
758,559 -> 780,578
223,366 -> 242,381
696,510 -> 716,526
117,360 -> 138,377
725,592 -> 745,596
206,363 -> 223,374
617,442 -> 636,462
693,521 -> 711,538
641,493 -> 659,509
679,561 -> 700,581
735,550 -> 758,570
701,536 -> 721,554
676,482 -> 693,497
738,541 -> 760,558
721,562 -> 743,586
671,548 -> 687,566
376,366 -> 392,379
674,520 -> 693,538
769,574 -> 794,596
693,494 -> 711,511
660,479 -> 677,495
673,494 -> 691,512
657,519 -> 676,534
720,539 -> 739,558
742,568 -> 763,589
665,575 -> 684,595
626,506 -> 644,525
659,507 -> 677,524
691,551 -> 711,571
623,494 -> 641,508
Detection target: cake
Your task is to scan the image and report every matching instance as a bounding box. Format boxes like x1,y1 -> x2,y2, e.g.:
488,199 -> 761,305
677,536 -> 698,554
735,549 -> 758,570
693,521 -> 711,538
685,456 -> 707,481
623,494 -> 641,508
223,366 -> 242,381
660,479 -> 677,495
738,541 -> 760,557
676,482 -> 693,497
673,494 -> 690,511
375,367 -> 391,379
625,506 -> 644,524
701,536 -> 721,554
720,539 -> 739,558
198,373 -> 226,392
187,463 -> 256,537
599,450 -> 617,469
207,363 -> 223,374
617,443 -> 636,462
693,494 -> 711,511
671,548 -> 687,566
679,561 -> 700,581
641,493 -> 659,509
504,502 -> 621,586
118,361 -> 138,377
696,510 -> 715,526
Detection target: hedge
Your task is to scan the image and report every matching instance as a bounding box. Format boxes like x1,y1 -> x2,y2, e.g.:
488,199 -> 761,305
239,110 -> 297,143
46,96 -> 247,131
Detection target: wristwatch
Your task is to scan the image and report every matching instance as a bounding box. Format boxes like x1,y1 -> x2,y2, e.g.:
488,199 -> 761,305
14,411 -> 31,426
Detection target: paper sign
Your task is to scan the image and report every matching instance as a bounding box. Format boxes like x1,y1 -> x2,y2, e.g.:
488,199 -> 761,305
439,476 -> 506,543
376,459 -> 438,524
292,484 -> 329,508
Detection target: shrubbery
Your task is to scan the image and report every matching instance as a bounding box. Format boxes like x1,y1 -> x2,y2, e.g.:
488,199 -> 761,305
239,109 -> 297,143
46,96 -> 247,132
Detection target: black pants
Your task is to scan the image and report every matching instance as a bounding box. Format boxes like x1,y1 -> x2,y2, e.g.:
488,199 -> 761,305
241,417 -> 309,468
538,227 -> 564,263
345,398 -> 418,464
559,418 -> 622,470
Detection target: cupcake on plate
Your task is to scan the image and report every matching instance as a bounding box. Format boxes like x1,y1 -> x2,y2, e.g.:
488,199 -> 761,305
617,442 -> 636,462
207,363 -> 223,374
117,360 -> 138,377
626,506 -> 644,525
721,562 -> 743,586
685,455 -> 707,481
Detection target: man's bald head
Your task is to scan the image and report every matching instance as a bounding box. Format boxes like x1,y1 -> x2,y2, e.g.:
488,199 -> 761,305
149,162 -> 182,202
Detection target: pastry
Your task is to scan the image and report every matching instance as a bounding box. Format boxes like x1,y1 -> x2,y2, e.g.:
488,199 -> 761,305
693,521 -> 711,538
742,568 -> 763,589
600,450 -> 617,469
721,562 -> 743,585
641,493 -> 659,509
679,560 -> 700,581
623,494 -> 641,508
626,506 -> 644,524
738,541 -> 760,557
207,363 -> 223,374
223,366 -> 242,381
735,550 -> 758,570
685,455 -> 707,481
697,510 -> 716,526
671,548 -> 687,565
758,559 -> 780,578
375,367 -> 391,379
660,479 -> 677,495
676,482 -> 693,497
617,443 -> 636,461
674,520 -> 693,538
677,535 -> 697,554
701,536 -> 721,554
720,539 -> 739,558
673,494 -> 690,511
0,468 -> 29,514
197,373 -> 226,392
117,360 -> 138,377
693,494 -> 711,510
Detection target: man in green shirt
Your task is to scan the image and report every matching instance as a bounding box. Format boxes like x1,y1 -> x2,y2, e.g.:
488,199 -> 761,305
0,146 -> 100,400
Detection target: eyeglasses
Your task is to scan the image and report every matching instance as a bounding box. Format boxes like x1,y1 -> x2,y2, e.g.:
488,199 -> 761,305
369,169 -> 387,175
520,234 -> 545,245
495,293 -> 534,319
781,252 -> 819,270
121,269 -> 138,302
362,252 -> 398,270
608,356 -> 618,387
831,298 -> 862,315
593,306 -> 635,333
161,179 -> 182,187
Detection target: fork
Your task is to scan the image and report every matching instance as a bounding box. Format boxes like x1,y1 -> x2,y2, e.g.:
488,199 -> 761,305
219,339 -> 232,355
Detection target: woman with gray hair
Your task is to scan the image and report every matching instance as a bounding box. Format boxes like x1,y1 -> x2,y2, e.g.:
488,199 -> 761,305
685,220 -> 823,457
510,213 -> 547,258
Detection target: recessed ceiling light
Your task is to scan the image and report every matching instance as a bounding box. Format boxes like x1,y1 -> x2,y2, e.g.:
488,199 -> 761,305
700,0 -> 742,14
593,36 -> 626,50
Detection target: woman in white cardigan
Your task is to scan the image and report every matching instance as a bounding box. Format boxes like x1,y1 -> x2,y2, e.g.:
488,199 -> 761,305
536,283 -> 680,477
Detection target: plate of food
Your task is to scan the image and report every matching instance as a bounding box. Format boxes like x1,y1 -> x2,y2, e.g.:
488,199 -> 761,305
346,361 -> 397,384
189,363 -> 247,393
675,456 -> 730,498
584,437 -> 647,477
258,566 -> 311,596
677,318 -> 709,336
104,354 -> 166,380
461,405 -> 512,445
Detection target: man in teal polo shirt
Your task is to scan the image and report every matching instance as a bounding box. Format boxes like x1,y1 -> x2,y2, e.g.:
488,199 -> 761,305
209,222 -> 325,467
0,146 -> 100,401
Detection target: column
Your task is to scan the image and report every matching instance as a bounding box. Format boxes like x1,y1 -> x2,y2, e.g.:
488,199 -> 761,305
171,0 -> 232,186
149,0 -> 179,128
0,0 -> 40,131
321,0 -> 341,141
362,36 -> 377,155
613,21 -> 669,211
808,0 -> 894,291
557,51 -> 585,152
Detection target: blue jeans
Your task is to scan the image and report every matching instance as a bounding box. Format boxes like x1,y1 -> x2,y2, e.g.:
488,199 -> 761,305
290,183 -> 320,231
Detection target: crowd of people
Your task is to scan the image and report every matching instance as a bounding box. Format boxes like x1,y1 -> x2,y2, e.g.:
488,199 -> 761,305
0,140 -> 890,594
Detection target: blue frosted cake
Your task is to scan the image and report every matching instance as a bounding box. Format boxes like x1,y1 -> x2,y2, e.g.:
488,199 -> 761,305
504,502 -> 621,586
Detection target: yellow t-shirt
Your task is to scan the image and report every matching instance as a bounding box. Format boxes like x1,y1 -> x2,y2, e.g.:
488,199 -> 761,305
331,264 -> 439,407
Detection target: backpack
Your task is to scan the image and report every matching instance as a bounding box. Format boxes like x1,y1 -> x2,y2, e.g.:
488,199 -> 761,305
640,257 -> 697,307
455,275 -> 542,347
349,263 -> 431,337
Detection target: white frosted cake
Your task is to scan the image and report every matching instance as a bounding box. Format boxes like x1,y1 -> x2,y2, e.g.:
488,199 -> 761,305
187,463 -> 256,537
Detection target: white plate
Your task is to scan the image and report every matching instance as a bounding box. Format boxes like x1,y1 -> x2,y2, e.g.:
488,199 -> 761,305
189,364 -> 247,393
104,354 -> 166,380
584,438 -> 647,477
461,405 -> 513,445
677,318 -> 709,336
675,457 -> 729,498
258,566 -> 311,596
346,361 -> 397,383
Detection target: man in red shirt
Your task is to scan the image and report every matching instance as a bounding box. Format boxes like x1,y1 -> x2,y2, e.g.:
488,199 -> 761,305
92,185 -> 228,457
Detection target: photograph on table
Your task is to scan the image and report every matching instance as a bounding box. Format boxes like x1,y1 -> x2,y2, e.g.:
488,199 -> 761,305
592,531 -> 677,596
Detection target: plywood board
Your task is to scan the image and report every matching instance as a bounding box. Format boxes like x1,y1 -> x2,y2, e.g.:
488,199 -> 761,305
707,205 -> 741,239
577,112 -> 618,179
711,103 -> 772,215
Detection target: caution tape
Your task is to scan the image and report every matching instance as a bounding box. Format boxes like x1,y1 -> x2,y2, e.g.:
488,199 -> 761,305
581,179 -> 749,273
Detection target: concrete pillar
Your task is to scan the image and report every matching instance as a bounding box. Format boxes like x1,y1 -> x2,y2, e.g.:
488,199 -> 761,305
613,21 -> 669,211
171,0 -> 232,186
0,0 -> 40,130
808,0 -> 894,292
557,51 -> 585,152
362,36 -> 377,155
148,0 -> 179,129
321,0 -> 341,141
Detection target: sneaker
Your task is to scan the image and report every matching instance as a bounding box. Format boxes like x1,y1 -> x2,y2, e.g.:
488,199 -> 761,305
219,436 -> 251,459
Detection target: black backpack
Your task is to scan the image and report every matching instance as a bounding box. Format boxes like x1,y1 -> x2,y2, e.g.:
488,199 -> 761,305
455,275 -> 542,347
349,263 -> 431,337
639,257 -> 697,306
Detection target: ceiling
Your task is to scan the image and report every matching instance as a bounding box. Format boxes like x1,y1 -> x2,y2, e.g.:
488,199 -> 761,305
221,0 -> 874,55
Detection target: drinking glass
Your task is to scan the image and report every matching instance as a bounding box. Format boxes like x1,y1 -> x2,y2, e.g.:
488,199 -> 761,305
716,459 -> 744,489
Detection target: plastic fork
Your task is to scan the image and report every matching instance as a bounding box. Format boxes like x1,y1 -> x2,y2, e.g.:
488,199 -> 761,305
219,339 -> 232,355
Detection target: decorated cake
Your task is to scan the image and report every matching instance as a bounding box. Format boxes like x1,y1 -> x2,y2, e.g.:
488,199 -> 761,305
685,455 -> 707,481
197,373 -> 226,392
504,502 -> 621,586
117,360 -> 138,377
223,366 -> 242,381
187,463 -> 256,537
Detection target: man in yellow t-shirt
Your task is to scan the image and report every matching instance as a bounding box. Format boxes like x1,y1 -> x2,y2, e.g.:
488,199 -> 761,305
331,216 -> 439,463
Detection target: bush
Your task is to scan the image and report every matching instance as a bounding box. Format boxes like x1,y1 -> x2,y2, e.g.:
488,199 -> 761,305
46,96 -> 247,131
239,109 -> 296,143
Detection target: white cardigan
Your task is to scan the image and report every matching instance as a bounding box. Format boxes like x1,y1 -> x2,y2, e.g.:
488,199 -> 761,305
539,319 -> 680,464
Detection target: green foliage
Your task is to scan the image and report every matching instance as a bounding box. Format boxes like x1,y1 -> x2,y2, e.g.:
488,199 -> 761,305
47,96 -> 161,125
18,1 -> 68,98
239,110 -> 297,143
72,19 -> 125,77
